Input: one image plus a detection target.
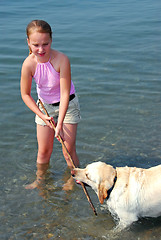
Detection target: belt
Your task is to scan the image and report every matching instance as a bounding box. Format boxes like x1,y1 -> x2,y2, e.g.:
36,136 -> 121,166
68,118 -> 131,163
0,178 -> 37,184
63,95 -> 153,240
50,94 -> 75,107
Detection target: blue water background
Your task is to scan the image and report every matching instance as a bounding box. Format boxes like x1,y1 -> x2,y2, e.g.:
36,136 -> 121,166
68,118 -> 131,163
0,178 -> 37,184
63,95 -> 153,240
0,0 -> 161,239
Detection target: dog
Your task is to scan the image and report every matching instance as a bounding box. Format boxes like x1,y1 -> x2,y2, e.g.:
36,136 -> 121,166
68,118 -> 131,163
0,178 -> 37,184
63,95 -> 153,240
71,161 -> 161,229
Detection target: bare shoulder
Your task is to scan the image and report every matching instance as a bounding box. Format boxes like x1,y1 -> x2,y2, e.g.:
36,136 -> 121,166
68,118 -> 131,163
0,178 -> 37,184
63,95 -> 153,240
21,54 -> 37,76
53,49 -> 69,61
51,50 -> 70,72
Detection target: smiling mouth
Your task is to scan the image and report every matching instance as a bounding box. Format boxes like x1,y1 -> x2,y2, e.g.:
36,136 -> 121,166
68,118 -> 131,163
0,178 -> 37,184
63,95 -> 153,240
38,52 -> 45,57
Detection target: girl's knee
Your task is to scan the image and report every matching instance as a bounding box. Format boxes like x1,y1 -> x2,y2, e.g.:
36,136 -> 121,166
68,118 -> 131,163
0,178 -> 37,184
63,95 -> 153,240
37,147 -> 53,162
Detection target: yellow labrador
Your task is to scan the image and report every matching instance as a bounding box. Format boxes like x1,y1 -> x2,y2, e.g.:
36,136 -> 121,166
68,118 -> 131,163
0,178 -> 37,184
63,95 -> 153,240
71,161 -> 161,228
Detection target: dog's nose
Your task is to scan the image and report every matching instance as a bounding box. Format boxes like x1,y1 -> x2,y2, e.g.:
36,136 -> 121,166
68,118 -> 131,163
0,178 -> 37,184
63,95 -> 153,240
71,169 -> 75,177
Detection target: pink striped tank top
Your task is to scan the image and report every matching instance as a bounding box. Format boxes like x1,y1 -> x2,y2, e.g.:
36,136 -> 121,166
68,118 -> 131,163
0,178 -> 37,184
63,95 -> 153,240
33,59 -> 75,104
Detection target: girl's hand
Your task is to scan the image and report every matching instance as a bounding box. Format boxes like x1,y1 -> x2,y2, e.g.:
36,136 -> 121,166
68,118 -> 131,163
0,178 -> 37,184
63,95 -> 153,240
55,124 -> 64,141
43,115 -> 55,129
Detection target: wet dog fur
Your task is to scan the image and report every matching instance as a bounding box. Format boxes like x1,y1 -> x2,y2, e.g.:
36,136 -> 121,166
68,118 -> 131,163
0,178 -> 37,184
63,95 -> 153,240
72,161 -> 161,229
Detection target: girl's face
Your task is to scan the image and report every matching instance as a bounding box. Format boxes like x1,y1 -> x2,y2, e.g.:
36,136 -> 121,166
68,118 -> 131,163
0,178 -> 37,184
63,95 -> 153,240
27,31 -> 52,62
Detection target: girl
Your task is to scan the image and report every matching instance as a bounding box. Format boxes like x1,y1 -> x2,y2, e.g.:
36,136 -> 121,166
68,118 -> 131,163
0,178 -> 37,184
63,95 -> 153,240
21,20 -> 81,189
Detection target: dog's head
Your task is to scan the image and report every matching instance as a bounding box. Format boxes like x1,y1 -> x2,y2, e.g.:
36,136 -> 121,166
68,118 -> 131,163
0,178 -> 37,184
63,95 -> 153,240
71,161 -> 116,204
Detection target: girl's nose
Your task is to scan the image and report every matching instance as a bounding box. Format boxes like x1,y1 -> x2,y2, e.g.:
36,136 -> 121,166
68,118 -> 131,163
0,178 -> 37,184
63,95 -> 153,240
39,46 -> 44,52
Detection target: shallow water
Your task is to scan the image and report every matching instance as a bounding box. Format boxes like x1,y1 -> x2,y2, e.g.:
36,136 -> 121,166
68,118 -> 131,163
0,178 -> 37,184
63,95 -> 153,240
0,0 -> 161,239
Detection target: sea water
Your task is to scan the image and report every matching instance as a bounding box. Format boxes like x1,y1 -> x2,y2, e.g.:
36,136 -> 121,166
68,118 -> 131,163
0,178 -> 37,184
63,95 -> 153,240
0,0 -> 161,239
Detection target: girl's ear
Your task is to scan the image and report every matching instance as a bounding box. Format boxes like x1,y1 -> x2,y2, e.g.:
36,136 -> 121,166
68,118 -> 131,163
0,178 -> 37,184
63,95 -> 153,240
27,38 -> 32,55
27,38 -> 30,46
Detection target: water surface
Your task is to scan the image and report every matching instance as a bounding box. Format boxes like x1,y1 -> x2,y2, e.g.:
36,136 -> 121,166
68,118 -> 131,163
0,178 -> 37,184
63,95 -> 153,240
0,0 -> 161,239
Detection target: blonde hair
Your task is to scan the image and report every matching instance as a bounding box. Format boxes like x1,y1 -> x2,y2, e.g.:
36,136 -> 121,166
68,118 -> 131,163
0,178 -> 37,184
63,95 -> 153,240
26,20 -> 52,54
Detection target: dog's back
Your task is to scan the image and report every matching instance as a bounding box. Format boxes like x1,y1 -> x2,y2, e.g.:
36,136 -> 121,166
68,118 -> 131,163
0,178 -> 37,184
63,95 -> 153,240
107,164 -> 161,227
72,161 -> 161,228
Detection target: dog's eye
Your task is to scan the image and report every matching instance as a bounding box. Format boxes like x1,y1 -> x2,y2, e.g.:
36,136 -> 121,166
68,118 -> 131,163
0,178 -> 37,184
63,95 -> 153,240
85,173 -> 90,180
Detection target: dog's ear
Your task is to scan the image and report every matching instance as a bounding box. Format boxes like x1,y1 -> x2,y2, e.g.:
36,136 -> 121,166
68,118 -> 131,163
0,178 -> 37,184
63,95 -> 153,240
98,183 -> 108,204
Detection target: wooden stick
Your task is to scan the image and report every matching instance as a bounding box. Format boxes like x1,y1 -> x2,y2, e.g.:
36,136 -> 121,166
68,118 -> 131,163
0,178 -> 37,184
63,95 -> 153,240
39,99 -> 97,216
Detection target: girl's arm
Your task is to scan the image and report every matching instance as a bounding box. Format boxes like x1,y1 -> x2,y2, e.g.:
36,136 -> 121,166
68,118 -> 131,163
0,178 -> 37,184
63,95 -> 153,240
55,54 -> 71,137
20,59 -> 52,128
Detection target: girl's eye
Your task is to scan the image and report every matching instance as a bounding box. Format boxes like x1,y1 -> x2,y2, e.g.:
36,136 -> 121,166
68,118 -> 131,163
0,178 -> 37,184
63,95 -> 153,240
32,43 -> 49,47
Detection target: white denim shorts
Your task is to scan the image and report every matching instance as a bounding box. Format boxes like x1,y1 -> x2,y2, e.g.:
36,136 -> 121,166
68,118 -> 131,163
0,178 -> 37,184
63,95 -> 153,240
35,94 -> 81,126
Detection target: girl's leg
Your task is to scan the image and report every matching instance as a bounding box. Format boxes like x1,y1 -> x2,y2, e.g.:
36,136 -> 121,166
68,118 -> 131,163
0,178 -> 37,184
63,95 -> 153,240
62,123 -> 79,190
62,123 -> 79,168
37,124 -> 55,164
25,162 -> 49,189
25,125 -> 54,189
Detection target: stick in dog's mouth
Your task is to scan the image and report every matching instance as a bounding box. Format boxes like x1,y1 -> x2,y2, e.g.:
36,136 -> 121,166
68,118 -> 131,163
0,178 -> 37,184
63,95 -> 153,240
71,170 -> 90,187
